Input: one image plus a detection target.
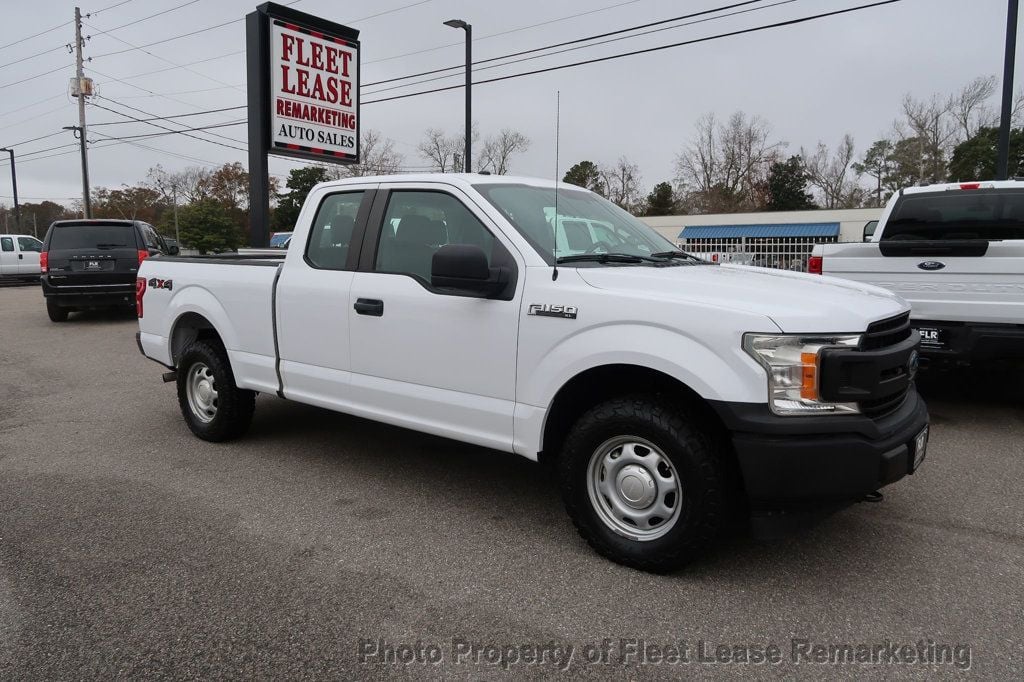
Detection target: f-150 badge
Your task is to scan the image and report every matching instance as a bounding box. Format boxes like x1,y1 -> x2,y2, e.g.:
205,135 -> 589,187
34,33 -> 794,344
528,304 -> 577,319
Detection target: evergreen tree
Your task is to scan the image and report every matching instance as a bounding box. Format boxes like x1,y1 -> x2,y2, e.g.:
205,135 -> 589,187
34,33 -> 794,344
764,156 -> 816,210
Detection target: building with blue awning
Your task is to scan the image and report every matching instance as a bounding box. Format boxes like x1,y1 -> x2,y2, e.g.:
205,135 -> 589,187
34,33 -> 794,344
678,223 -> 841,240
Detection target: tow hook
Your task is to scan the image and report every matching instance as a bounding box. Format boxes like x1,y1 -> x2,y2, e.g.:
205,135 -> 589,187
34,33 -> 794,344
161,370 -> 178,383
862,491 -> 884,503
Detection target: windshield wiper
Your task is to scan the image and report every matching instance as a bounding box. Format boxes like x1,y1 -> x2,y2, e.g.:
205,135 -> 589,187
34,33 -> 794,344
95,242 -> 128,249
650,250 -> 706,263
556,252 -> 654,264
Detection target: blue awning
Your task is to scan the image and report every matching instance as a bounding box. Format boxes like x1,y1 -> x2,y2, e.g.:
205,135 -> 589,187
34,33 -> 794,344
679,223 -> 840,239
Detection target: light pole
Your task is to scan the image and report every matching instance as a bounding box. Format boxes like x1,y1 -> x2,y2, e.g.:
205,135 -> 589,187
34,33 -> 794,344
997,0 -> 1020,180
444,18 -> 472,173
0,147 -> 19,231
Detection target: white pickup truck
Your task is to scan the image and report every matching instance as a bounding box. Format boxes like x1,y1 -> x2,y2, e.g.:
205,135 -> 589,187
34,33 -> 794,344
0,234 -> 43,281
811,180 -> 1024,365
136,174 -> 928,571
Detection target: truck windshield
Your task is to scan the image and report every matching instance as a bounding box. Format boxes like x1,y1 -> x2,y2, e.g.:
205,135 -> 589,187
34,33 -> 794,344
883,189 -> 1024,241
473,183 -> 677,264
49,224 -> 135,250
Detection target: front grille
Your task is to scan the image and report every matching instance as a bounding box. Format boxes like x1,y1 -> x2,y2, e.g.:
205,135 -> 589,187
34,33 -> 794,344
856,312 -> 914,419
860,312 -> 913,350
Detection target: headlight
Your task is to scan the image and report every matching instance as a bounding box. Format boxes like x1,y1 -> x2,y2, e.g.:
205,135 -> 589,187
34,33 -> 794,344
743,333 -> 862,416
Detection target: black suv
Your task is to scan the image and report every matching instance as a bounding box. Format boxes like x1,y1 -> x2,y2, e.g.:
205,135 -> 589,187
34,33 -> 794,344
40,219 -> 178,322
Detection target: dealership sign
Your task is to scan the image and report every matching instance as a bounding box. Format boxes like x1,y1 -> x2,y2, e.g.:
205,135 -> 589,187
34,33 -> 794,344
247,2 -> 360,166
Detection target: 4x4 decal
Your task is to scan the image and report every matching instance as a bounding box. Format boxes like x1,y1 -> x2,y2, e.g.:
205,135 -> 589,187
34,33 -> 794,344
148,277 -> 173,291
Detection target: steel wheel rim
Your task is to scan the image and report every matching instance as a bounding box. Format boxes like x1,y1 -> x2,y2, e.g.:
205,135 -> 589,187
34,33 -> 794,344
586,435 -> 682,541
185,362 -> 218,423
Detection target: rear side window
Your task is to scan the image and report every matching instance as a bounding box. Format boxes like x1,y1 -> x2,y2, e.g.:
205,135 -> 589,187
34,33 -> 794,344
1,237 -> 12,252
49,224 -> 136,250
883,189 -> 1024,241
18,237 -> 42,252
306,192 -> 364,270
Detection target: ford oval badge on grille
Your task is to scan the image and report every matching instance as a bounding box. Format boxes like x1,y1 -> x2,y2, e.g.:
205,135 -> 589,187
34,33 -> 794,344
917,260 -> 946,271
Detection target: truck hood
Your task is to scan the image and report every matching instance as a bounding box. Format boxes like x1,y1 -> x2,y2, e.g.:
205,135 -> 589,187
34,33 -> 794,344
575,263 -> 908,333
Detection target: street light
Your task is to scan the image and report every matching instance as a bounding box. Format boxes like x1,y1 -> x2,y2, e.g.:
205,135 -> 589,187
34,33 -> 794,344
444,18 -> 472,173
0,147 -> 19,231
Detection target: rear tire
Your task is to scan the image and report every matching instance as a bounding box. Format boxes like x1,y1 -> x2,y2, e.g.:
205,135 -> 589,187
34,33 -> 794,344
46,298 -> 68,322
557,395 -> 726,573
176,339 -> 255,442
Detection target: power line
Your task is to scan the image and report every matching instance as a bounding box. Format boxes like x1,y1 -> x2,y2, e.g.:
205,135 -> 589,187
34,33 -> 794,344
90,0 -> 141,14
86,0 -> 204,37
363,0 -> 904,105
89,105 -> 245,126
362,0 -> 650,67
364,0 -> 763,88
83,22 -> 243,91
365,0 -> 794,96
0,94 -> 66,121
93,96 -> 248,147
0,45 -> 65,72
0,130 -> 65,149
0,63 -> 73,89
0,21 -> 71,52
89,100 -> 247,150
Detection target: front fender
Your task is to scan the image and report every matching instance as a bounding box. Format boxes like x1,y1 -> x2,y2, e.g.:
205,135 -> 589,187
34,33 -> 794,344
520,322 -> 767,409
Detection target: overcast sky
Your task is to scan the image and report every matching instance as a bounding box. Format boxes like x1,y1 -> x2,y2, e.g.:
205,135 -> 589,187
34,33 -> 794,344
0,0 -> 1019,210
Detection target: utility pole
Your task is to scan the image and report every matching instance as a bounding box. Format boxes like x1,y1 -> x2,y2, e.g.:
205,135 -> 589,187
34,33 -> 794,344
173,187 -> 180,247
443,19 -> 472,172
32,213 -> 37,238
74,7 -> 92,217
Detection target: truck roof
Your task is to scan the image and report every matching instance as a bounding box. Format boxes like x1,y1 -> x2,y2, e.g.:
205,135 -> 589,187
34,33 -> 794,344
315,173 -> 575,192
901,178 -> 1024,195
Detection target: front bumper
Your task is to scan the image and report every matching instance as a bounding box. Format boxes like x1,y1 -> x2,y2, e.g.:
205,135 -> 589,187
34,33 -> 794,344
712,389 -> 929,509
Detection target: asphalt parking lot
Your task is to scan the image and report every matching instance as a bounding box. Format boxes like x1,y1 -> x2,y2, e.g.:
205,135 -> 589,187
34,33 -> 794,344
0,283 -> 1021,679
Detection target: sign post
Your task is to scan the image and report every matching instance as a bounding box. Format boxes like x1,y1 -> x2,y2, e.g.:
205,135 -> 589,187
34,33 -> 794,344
246,2 -> 360,246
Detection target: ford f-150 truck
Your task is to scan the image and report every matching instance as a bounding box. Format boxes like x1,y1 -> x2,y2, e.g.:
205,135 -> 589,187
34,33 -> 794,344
810,180 -> 1024,364
136,174 -> 928,572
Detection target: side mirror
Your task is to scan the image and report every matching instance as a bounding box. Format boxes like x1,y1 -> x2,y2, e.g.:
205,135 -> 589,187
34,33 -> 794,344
431,244 -> 505,297
168,245 -> 180,256
862,220 -> 878,242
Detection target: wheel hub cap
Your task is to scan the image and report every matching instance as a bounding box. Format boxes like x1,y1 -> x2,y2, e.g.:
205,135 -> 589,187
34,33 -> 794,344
585,436 -> 682,541
616,465 -> 656,509
185,362 -> 218,423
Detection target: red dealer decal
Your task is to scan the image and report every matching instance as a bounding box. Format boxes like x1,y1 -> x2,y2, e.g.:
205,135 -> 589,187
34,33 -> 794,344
270,19 -> 359,159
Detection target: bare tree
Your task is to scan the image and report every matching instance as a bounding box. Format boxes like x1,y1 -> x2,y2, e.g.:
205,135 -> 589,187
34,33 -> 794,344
599,157 -> 642,211
675,111 -> 782,213
327,129 -> 405,178
146,165 -> 213,204
949,75 -> 998,141
478,128 -> 530,174
801,134 -> 865,209
417,128 -> 460,172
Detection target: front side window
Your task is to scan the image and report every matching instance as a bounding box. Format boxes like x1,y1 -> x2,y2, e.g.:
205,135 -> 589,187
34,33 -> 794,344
306,192 -> 365,270
474,183 -> 675,264
375,191 -> 496,282
18,237 -> 43,252
1,237 -> 12,252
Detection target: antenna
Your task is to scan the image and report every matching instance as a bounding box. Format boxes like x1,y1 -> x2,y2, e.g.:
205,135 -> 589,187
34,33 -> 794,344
552,90 -> 560,281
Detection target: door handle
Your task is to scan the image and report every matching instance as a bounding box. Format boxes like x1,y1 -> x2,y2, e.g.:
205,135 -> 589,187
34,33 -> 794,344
18,254 -> 23,259
354,298 -> 384,316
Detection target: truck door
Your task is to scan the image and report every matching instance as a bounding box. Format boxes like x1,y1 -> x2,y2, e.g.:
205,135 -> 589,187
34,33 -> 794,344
16,236 -> 43,275
0,236 -> 14,274
275,187 -> 376,408
347,185 -> 523,451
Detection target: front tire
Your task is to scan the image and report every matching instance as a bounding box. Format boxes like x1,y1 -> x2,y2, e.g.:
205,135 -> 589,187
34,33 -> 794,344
558,396 -> 726,572
46,298 -> 68,322
176,340 -> 255,442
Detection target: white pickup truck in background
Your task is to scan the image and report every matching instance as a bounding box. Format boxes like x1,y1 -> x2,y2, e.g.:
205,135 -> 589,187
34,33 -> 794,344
136,174 -> 928,572
811,180 -> 1024,365
0,234 -> 43,281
